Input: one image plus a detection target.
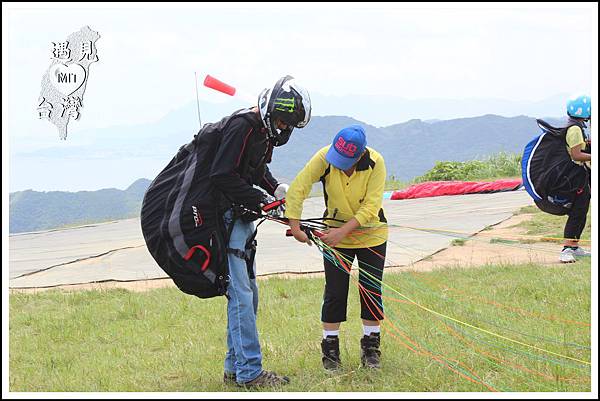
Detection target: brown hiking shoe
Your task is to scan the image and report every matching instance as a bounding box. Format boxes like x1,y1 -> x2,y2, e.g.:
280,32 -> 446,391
360,333 -> 381,369
238,370 -> 290,388
321,335 -> 341,371
223,371 -> 236,385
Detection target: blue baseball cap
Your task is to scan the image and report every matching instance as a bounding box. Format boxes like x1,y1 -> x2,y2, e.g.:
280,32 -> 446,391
325,125 -> 367,170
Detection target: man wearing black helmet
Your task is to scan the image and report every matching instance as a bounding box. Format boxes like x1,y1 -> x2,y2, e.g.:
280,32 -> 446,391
141,75 -> 310,387
211,76 -> 311,387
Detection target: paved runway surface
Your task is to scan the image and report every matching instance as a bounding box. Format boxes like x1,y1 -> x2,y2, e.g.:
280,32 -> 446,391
9,191 -> 533,288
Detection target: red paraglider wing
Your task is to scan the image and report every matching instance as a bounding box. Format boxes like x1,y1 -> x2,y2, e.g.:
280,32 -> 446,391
390,179 -> 523,200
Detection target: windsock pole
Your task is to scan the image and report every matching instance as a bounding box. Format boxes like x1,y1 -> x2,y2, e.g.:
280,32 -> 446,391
194,72 -> 202,129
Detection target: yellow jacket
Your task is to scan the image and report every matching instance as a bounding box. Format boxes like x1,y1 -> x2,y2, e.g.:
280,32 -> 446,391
566,125 -> 591,168
285,146 -> 388,249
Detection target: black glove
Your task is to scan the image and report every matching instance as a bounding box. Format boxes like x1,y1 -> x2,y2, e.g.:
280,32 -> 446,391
235,196 -> 267,223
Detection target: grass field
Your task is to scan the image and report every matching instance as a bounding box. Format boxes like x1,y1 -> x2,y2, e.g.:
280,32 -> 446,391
9,264 -> 591,392
9,200 -> 592,393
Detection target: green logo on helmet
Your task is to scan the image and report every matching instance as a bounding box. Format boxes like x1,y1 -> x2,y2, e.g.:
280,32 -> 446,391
274,97 -> 295,113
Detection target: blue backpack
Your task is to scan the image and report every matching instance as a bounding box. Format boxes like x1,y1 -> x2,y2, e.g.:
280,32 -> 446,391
521,119 -> 589,215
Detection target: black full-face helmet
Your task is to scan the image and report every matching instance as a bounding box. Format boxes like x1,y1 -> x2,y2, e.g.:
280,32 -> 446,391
258,75 -> 311,146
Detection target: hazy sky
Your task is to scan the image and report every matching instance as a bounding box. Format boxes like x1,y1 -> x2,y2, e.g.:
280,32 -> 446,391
3,2 -> 598,192
5,3 -> 597,129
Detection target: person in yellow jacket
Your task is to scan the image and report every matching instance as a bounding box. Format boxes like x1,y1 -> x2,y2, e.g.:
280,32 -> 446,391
285,124 -> 388,370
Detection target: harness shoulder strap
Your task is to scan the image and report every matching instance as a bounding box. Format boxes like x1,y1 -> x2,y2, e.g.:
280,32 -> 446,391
320,164 -> 331,217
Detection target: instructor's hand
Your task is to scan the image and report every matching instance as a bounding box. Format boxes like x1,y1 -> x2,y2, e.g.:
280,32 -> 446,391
290,227 -> 312,246
321,227 -> 347,248
288,219 -> 312,246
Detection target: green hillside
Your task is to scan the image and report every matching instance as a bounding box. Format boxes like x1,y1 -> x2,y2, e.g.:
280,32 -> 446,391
9,179 -> 151,234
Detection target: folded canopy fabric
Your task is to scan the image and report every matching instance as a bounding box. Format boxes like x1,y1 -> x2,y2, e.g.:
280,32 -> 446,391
390,179 -> 523,200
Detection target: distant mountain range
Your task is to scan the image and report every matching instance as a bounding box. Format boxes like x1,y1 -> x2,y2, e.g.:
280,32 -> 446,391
11,92 -> 569,193
269,113 -> 565,182
9,179 -> 151,234
9,113 -> 568,233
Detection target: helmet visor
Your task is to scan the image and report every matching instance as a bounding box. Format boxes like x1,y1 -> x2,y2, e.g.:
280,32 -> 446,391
294,85 -> 311,128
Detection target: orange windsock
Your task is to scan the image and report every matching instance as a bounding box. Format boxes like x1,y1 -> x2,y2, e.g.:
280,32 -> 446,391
203,74 -> 236,96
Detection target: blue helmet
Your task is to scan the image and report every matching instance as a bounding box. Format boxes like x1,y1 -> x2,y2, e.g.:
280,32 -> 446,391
567,95 -> 591,119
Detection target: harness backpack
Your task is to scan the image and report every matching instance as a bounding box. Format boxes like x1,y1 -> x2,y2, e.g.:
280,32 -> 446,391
140,110 -> 260,299
521,119 -> 590,216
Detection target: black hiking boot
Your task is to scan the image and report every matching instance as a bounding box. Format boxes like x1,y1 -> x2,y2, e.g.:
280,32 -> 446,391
321,335 -> 341,371
360,333 -> 381,369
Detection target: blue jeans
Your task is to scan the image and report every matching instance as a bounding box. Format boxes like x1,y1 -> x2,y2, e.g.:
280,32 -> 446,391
223,210 -> 262,383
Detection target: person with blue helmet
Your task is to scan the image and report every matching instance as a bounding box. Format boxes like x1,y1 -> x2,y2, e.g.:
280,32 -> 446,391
560,94 -> 592,263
